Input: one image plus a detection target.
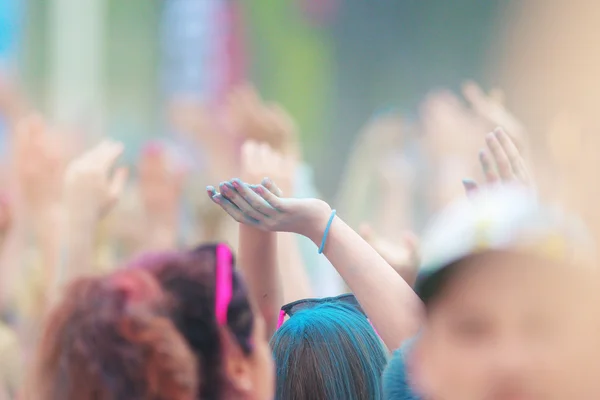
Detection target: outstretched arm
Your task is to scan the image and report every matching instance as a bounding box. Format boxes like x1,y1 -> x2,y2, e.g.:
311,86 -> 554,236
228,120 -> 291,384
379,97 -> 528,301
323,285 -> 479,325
207,179 -> 422,350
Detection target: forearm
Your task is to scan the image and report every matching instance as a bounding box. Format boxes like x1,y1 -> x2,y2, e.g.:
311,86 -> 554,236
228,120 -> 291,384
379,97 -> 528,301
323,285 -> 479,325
278,232 -> 312,304
305,214 -> 423,350
53,211 -> 97,297
238,224 -> 282,336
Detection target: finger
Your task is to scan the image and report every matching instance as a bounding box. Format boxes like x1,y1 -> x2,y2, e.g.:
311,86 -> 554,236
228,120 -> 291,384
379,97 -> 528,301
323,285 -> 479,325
461,178 -> 479,197
219,181 -> 267,220
479,149 -> 499,184
100,141 -> 125,170
86,140 -> 113,166
485,132 -> 513,181
253,184 -> 285,210
461,81 -> 487,108
108,167 -> 129,202
206,186 -> 218,199
493,127 -> 529,183
230,178 -> 278,217
261,177 -> 283,197
210,193 -> 259,225
401,231 -> 419,251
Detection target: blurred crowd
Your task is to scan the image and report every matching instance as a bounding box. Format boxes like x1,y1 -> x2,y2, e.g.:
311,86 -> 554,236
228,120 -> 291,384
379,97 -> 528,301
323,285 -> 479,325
2,2 -> 600,398
0,70 -> 596,399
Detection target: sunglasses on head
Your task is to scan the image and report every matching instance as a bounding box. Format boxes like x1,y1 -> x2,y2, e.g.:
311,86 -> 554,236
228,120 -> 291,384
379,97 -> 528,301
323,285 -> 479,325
277,293 -> 366,329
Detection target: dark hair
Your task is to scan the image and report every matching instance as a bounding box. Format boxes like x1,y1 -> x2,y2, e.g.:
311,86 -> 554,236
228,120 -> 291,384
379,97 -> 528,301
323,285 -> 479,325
31,269 -> 198,400
270,303 -> 387,400
130,244 -> 254,400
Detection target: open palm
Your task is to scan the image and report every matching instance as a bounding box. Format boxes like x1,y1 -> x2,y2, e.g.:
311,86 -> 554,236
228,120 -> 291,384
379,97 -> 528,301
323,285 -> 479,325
207,178 -> 330,240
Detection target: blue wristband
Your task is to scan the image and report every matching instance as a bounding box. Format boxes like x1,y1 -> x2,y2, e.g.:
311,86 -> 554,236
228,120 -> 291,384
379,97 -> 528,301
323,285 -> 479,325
318,209 -> 337,254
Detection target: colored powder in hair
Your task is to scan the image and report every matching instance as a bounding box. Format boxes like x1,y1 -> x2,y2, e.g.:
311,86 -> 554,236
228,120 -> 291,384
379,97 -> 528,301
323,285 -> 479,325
271,303 -> 386,400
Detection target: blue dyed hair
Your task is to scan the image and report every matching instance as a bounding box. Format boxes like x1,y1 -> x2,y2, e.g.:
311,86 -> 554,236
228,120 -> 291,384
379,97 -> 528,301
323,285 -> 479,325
382,340 -> 421,400
270,303 -> 387,400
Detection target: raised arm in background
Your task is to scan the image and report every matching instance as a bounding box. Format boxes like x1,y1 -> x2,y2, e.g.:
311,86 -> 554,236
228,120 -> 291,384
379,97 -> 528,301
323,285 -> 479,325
54,140 -> 127,297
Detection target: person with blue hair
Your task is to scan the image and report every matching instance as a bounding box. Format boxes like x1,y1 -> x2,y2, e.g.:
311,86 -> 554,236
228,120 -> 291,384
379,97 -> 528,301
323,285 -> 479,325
207,140 -> 420,399
271,302 -> 387,400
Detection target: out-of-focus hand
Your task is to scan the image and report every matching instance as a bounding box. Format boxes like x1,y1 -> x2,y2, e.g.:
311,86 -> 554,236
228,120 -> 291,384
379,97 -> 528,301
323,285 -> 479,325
138,144 -> 185,219
64,140 -> 128,221
0,195 -> 12,246
462,127 -> 532,195
359,225 -> 419,287
14,115 -> 66,214
359,111 -> 404,154
240,140 -> 296,196
420,90 -> 485,158
227,85 -> 299,158
207,178 -> 330,240
462,81 -> 526,150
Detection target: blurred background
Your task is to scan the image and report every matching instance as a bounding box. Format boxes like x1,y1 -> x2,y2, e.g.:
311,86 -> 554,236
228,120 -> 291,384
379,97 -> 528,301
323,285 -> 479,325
2,0 -> 600,296
9,0 -> 510,195
2,2 -> 600,395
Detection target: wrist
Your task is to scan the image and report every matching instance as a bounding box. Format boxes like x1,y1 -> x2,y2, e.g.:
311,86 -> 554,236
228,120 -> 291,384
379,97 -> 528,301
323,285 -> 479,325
300,200 -> 333,245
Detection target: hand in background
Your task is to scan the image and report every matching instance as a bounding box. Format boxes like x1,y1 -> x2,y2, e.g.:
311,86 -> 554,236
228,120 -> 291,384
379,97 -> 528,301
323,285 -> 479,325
462,81 -> 527,150
240,140 -> 296,196
138,144 -> 185,250
14,116 -> 66,219
360,225 -> 419,287
227,85 -> 299,158
64,140 -> 127,222
0,195 -> 12,249
462,127 -> 532,195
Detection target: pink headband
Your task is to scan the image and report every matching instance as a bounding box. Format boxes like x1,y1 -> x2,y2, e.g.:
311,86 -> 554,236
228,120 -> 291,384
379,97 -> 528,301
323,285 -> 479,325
215,243 -> 233,326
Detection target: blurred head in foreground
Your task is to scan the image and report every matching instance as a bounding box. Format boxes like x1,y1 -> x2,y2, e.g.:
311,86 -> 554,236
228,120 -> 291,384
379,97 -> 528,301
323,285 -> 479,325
31,269 -> 198,400
270,302 -> 387,400
131,243 -> 275,400
409,185 -> 600,400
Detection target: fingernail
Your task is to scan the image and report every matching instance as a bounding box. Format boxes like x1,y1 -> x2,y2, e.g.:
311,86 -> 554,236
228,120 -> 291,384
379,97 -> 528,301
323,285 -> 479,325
485,132 -> 494,141
478,149 -> 486,158
206,185 -> 215,194
462,178 -> 477,190
494,127 -> 504,135
231,178 -> 241,188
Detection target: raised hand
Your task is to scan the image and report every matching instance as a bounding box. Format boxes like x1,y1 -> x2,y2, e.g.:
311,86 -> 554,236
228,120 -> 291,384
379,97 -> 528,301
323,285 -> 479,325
240,140 -> 296,195
462,127 -> 532,194
14,115 -> 67,215
207,178 -> 330,239
227,84 -> 299,157
462,81 -> 526,149
137,144 -> 185,250
64,140 -> 128,220
360,225 -> 419,286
